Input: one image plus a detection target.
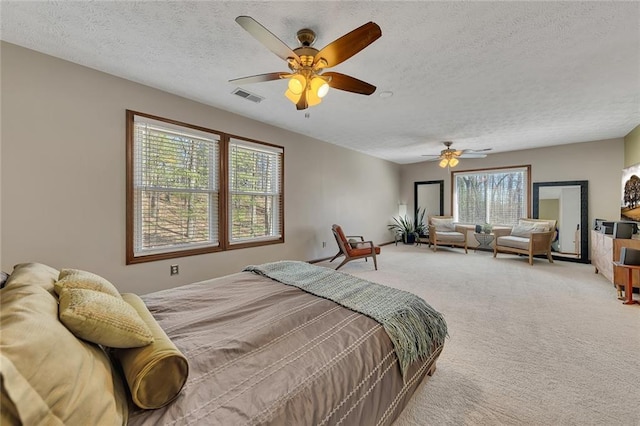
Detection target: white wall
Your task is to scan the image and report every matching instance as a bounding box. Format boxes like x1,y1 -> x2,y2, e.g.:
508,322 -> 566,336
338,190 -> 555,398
1,42 -> 400,294
400,139 -> 624,255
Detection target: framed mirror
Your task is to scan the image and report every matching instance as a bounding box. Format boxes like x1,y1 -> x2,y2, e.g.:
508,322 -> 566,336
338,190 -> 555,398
532,180 -> 588,263
414,180 -> 444,219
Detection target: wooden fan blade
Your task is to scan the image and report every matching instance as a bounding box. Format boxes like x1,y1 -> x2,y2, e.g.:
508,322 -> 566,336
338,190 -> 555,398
229,72 -> 289,85
323,72 -> 376,95
458,153 -> 488,159
313,22 -> 381,68
461,148 -> 493,153
296,88 -> 308,110
236,16 -> 300,63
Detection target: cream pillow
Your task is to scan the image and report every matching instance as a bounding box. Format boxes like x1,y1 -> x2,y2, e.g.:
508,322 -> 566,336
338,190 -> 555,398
0,281 -> 128,425
4,262 -> 59,295
432,217 -> 455,232
511,222 -> 549,237
113,293 -> 189,409
55,269 -> 121,298
59,288 -> 154,348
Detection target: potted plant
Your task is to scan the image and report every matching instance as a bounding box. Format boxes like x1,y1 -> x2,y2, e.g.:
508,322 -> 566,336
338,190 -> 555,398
414,207 -> 427,238
388,213 -> 420,244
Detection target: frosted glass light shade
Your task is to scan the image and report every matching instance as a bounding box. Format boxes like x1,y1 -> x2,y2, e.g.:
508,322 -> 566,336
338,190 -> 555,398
288,75 -> 306,95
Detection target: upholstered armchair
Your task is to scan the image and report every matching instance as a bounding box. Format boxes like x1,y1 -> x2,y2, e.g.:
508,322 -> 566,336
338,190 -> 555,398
493,218 -> 556,265
428,216 -> 468,253
330,224 -> 381,270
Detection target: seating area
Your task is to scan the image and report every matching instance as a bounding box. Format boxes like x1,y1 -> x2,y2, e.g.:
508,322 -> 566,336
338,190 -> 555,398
493,218 -> 557,265
428,216 -> 468,253
329,217 -> 557,270
330,224 -> 381,270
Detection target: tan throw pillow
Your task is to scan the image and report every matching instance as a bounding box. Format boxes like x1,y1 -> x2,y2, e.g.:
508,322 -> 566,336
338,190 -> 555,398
113,293 -> 189,410
4,262 -> 59,295
55,269 -> 121,298
59,288 -> 154,348
432,217 -> 455,232
511,222 -> 549,237
0,281 -> 128,425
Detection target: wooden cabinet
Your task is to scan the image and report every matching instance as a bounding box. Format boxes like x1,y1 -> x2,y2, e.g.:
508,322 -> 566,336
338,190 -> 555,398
591,230 -> 640,290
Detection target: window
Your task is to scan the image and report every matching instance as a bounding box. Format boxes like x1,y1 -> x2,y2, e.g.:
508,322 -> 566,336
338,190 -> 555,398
229,138 -> 283,244
452,165 -> 530,226
126,111 -> 284,264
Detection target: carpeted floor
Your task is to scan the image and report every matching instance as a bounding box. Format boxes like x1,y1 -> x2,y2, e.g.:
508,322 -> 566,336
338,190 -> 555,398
315,244 -> 640,425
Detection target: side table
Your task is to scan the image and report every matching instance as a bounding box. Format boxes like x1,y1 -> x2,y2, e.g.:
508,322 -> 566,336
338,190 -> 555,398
474,232 -> 494,252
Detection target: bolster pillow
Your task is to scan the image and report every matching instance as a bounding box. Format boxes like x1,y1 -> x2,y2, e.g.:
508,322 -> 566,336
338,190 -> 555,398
113,293 -> 189,409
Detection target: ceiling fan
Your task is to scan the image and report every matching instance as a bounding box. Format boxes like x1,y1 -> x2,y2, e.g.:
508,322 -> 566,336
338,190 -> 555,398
422,141 -> 492,168
229,16 -> 382,110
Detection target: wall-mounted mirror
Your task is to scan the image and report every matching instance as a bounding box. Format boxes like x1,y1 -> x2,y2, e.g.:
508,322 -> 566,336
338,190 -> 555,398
533,180 -> 588,263
414,180 -> 444,219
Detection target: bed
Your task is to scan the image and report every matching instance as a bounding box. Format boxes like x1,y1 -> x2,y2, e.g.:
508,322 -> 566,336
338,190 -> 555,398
1,261 -> 447,425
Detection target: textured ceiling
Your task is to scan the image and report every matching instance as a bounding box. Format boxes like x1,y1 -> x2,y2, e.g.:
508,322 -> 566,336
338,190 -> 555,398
1,1 -> 638,164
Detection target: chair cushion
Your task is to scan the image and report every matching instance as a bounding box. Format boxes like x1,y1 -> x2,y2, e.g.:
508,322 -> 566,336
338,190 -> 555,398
435,231 -> 465,242
431,217 -> 455,231
497,235 -> 530,250
350,246 -> 381,256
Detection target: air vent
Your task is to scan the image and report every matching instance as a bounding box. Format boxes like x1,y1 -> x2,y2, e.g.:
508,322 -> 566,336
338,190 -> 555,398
232,88 -> 264,103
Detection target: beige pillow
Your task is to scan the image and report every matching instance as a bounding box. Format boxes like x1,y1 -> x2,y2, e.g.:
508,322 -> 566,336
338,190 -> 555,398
113,293 -> 189,409
0,281 -> 128,425
55,269 -> 121,298
511,222 -> 549,237
4,262 -> 59,295
432,217 -> 455,232
59,288 -> 154,348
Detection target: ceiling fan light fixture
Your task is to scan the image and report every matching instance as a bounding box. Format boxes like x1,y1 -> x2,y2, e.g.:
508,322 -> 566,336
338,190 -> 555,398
287,74 -> 306,95
285,88 -> 302,104
449,157 -> 459,167
311,76 -> 329,98
439,158 -> 448,168
306,88 -> 323,107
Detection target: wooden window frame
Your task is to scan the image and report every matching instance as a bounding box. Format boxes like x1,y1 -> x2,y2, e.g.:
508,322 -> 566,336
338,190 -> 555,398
126,110 -> 284,264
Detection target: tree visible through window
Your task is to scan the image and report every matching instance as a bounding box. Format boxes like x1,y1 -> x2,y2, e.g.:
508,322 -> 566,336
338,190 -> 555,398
229,139 -> 283,243
126,111 -> 284,264
453,166 -> 530,226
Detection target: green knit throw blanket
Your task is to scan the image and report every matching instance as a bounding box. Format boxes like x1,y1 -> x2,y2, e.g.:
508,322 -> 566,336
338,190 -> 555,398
244,261 -> 447,380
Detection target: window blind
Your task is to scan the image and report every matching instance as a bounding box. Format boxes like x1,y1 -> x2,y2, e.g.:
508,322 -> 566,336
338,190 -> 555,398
228,138 -> 283,243
133,115 -> 220,256
453,166 -> 528,226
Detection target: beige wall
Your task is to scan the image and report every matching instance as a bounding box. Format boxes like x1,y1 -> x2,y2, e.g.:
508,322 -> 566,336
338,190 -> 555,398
1,42 -> 400,294
400,139 -> 624,254
539,199 -> 560,225
624,124 -> 640,168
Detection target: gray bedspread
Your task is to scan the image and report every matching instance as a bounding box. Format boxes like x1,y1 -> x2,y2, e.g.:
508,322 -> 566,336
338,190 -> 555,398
128,267 -> 445,425
244,261 -> 447,380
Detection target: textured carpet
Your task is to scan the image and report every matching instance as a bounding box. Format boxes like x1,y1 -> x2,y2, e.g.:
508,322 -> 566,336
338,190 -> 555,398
315,244 -> 640,425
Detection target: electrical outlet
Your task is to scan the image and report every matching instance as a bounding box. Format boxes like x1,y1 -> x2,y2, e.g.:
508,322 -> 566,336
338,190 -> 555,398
322,241 -> 326,248
170,264 -> 179,276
